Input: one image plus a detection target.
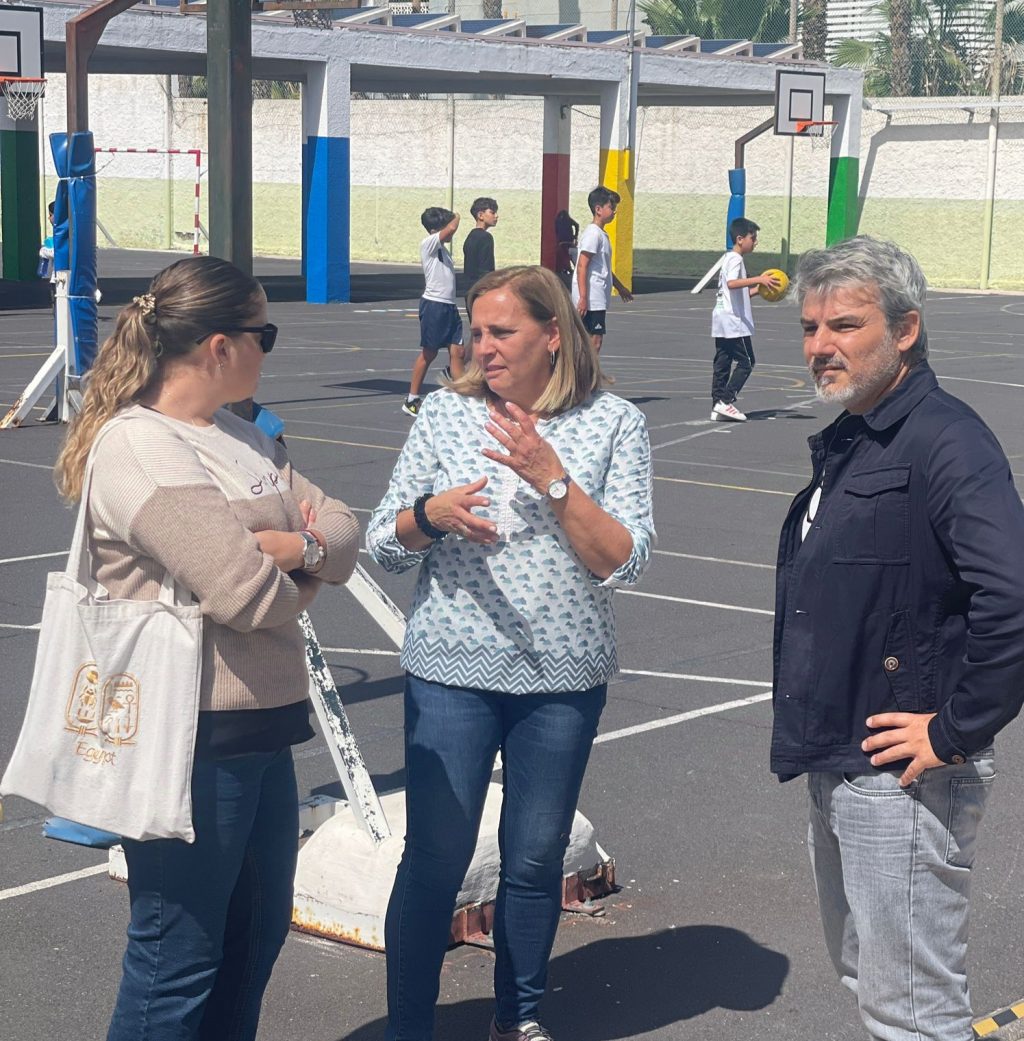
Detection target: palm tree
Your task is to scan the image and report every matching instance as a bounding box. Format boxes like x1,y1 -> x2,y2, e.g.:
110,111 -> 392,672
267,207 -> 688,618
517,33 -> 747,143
833,0 -> 990,96
639,0 -> 790,42
889,0 -> 913,95
801,0 -> 828,61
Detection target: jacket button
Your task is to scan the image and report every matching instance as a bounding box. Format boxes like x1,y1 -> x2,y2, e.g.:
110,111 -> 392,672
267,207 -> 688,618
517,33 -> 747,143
883,656 -> 900,672
952,754 -> 966,765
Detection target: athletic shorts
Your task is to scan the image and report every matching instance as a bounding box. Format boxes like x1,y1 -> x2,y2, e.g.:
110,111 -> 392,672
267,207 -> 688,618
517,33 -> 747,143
419,299 -> 464,351
582,310 -> 607,336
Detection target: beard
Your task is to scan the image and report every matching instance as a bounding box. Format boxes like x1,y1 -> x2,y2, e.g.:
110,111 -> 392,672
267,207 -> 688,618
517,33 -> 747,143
809,331 -> 904,409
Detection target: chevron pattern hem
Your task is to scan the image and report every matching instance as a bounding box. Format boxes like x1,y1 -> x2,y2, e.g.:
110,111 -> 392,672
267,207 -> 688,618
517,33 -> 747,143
402,640 -> 617,695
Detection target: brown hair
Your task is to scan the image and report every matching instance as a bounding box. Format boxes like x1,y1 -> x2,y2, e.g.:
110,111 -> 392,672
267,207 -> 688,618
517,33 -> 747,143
54,256 -> 262,501
457,266 -> 607,415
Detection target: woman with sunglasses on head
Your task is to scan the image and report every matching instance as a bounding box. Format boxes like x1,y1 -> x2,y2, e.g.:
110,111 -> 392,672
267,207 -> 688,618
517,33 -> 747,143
54,256 -> 361,1041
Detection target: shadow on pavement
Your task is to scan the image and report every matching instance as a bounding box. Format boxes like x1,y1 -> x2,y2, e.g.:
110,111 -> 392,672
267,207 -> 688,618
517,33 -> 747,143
744,408 -> 817,422
338,924 -> 788,1040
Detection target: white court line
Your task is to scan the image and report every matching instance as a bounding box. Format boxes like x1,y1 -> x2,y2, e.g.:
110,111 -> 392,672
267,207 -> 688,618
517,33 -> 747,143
594,691 -> 773,745
652,427 -> 731,450
938,376 -> 1024,390
655,475 -> 794,497
620,669 -> 770,686
321,646 -> 398,656
618,589 -> 773,615
0,622 -> 41,631
0,863 -> 109,904
0,458 -> 52,471
655,459 -> 807,479
653,549 -> 774,570
0,551 -> 66,566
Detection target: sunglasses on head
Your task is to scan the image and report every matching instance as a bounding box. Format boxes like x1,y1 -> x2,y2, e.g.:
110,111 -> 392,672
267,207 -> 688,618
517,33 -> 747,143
196,323 -> 278,353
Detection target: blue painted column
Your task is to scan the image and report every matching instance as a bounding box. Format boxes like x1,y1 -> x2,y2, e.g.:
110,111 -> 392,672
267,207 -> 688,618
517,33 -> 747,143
302,60 -> 351,303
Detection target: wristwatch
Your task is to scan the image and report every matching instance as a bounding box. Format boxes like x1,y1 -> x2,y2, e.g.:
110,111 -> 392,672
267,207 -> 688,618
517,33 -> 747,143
546,472 -> 572,501
298,530 -> 325,572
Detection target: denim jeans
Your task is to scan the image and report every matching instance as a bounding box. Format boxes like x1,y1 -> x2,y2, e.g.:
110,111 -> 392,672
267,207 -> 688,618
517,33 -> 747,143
107,748 -> 299,1041
807,752 -> 995,1041
385,675 -> 607,1041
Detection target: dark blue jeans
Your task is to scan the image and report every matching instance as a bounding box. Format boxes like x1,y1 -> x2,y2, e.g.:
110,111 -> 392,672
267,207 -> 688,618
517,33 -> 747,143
385,675 -> 607,1041
107,748 -> 298,1041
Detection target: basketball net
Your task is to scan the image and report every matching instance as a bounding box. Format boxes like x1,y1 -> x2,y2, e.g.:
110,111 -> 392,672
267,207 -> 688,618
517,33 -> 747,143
2,78 -> 46,122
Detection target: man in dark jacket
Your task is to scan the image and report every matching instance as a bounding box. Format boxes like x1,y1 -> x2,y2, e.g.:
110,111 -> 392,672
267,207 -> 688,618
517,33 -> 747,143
773,236 -> 1024,1041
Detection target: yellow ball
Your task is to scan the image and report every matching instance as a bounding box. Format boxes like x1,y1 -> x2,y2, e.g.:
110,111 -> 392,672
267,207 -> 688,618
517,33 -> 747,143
759,268 -> 790,303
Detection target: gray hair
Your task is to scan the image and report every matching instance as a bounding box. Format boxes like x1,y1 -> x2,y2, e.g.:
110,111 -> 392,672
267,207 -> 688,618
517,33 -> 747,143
795,236 -> 928,363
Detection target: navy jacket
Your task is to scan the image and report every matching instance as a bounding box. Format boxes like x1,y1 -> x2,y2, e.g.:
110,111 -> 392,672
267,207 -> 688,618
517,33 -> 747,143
771,362 -> 1024,779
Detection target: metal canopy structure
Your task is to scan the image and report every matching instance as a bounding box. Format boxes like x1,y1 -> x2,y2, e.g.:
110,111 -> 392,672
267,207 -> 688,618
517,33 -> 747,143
33,0 -> 863,301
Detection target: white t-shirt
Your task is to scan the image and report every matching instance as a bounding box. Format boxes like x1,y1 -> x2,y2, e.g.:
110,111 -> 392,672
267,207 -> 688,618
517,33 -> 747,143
712,250 -> 755,339
572,223 -> 612,310
421,232 -> 456,304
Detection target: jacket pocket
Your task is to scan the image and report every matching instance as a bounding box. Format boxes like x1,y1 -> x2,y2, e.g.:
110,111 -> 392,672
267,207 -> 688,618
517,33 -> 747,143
881,609 -> 922,712
834,465 -> 911,564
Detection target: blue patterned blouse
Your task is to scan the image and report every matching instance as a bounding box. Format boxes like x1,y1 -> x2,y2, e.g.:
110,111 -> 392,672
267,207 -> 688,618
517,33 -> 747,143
367,389 -> 655,694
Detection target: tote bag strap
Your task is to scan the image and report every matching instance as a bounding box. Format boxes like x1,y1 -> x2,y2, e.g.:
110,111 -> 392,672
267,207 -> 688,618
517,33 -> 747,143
66,412 -> 194,608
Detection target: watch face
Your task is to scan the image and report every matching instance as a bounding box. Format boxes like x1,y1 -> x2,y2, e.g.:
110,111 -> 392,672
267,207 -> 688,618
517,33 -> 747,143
547,478 -> 568,500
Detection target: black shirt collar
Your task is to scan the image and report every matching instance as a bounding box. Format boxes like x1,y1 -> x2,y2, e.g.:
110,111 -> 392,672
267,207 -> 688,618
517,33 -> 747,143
861,360 -> 937,431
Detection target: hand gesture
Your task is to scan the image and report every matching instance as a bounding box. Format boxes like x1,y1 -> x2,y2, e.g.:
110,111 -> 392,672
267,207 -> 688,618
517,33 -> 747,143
482,402 -> 563,496
862,712 -> 943,787
757,272 -> 783,291
425,477 -> 498,545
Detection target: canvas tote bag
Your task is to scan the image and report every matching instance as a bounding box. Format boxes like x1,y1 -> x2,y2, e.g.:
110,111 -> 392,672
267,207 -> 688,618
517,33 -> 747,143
1,417 -> 203,841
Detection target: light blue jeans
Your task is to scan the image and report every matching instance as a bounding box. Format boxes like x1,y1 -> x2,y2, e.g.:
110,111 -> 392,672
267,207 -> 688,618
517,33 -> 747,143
807,753 -> 995,1041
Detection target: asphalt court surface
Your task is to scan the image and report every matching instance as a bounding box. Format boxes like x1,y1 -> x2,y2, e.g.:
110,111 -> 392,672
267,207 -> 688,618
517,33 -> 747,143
1,257 -> 1023,1041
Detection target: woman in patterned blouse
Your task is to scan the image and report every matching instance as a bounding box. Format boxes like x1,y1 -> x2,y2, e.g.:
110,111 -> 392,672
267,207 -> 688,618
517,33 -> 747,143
368,265 -> 654,1041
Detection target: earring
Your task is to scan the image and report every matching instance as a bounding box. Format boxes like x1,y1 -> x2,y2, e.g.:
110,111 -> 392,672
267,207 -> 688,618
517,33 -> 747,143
550,350 -> 558,368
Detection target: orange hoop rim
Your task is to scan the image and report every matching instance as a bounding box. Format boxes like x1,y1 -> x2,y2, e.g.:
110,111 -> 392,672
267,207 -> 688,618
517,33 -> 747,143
0,76 -> 47,87
795,119 -> 838,134
1,77 -> 47,121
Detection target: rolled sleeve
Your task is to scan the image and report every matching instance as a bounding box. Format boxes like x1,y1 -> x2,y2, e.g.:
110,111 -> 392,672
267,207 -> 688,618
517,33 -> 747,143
594,407 -> 656,588
367,394 -> 443,573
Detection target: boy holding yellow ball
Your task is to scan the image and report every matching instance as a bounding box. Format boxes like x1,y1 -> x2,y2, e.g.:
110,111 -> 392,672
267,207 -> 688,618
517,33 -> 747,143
710,217 -> 784,422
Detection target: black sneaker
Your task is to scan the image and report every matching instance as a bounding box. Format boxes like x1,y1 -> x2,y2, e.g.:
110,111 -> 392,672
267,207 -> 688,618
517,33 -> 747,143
441,366 -> 453,382
489,1020 -> 554,1041
401,396 -> 423,418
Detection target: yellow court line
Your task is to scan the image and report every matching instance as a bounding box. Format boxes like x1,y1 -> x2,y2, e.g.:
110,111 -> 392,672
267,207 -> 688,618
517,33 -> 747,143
655,475 -> 795,497
287,433 -> 401,453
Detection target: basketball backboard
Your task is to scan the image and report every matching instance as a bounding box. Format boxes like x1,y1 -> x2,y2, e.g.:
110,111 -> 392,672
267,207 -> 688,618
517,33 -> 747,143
774,69 -> 826,136
0,4 -> 43,81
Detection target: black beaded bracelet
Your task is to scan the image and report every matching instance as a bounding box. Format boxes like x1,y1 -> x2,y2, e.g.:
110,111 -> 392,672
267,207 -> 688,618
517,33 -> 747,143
413,493 -> 448,541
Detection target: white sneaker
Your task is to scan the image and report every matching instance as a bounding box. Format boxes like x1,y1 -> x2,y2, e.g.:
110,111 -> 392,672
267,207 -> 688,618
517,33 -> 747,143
711,401 -> 747,422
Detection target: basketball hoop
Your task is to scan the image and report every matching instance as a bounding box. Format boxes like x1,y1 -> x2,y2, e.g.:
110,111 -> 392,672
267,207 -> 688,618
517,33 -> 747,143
795,119 -> 838,135
1,77 -> 46,122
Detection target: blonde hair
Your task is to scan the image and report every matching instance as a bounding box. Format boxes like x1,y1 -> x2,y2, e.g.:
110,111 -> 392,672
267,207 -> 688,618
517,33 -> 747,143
457,266 -> 607,414
55,256 -> 263,502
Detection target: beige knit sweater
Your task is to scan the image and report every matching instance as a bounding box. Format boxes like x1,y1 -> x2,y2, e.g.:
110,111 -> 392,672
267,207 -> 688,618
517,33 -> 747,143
86,404 -> 360,711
